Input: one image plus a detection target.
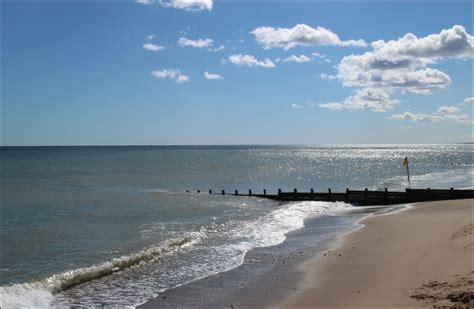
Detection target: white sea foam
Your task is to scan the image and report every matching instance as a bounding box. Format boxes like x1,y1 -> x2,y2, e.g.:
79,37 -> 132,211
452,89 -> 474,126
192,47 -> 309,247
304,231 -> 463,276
0,234 -> 204,308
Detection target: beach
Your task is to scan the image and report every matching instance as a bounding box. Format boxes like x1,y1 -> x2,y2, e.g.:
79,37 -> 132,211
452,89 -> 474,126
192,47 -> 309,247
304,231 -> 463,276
279,199 -> 473,308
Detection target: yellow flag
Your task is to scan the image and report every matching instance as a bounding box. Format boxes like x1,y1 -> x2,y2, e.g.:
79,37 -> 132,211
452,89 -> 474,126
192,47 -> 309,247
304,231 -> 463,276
403,157 -> 409,167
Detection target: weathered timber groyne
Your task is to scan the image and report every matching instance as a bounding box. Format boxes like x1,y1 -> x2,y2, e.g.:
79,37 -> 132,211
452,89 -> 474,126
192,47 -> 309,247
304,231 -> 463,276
188,188 -> 474,206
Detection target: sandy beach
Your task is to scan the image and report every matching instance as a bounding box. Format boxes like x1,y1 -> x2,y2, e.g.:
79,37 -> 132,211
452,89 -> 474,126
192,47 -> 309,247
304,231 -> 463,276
279,199 -> 474,308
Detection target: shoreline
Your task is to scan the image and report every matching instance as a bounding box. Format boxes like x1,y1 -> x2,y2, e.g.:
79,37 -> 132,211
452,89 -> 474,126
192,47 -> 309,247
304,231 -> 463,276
279,199 -> 473,308
138,204 -> 393,308
139,199 -> 472,308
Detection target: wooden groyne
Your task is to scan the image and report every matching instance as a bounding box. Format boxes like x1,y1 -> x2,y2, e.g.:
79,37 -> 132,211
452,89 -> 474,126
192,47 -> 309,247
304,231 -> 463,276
188,188 -> 474,206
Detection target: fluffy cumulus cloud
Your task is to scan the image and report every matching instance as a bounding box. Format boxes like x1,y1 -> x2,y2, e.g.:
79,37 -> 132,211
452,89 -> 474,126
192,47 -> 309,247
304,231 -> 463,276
178,37 -> 214,48
143,43 -> 165,51
319,88 -> 398,112
152,69 -> 190,83
203,71 -> 223,80
462,97 -> 474,105
437,106 -> 460,114
282,54 -> 311,63
329,25 -> 474,112
251,24 -> 366,50
228,54 -> 276,68
160,0 -> 213,11
343,88 -> 399,112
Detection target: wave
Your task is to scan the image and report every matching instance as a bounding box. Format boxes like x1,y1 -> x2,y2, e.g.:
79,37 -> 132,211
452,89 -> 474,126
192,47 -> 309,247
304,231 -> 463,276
0,233 -> 204,308
1,201 -> 354,307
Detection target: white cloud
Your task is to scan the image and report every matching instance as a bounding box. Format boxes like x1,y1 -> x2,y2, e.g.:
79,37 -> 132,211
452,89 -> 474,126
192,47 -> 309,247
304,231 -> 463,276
178,37 -> 214,48
312,52 -> 326,58
389,111 -> 470,124
151,69 -> 190,83
319,73 -> 337,81
213,45 -> 225,52
318,102 -> 344,111
291,104 -> 303,109
282,54 -> 311,63
147,34 -> 156,40
462,97 -> 474,105
343,88 -> 399,112
338,26 -> 473,93
203,71 -> 223,80
332,25 -> 474,112
143,43 -> 165,51
443,114 -> 471,124
251,24 -> 367,50
228,54 -> 276,68
437,106 -> 460,114
136,0 -> 155,4
160,0 -> 213,11
388,112 -> 443,122
318,88 -> 398,112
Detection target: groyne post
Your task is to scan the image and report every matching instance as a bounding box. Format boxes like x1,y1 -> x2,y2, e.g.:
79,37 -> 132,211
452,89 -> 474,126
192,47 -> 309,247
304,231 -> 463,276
249,189 -> 252,196
310,188 -> 314,199
209,189 -> 212,194
278,188 -> 282,196
264,189 -> 267,196
222,189 -> 225,195
235,190 -> 238,196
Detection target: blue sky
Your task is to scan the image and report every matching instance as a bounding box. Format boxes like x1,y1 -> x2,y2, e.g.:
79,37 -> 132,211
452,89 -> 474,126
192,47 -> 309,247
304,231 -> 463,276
2,0 -> 473,145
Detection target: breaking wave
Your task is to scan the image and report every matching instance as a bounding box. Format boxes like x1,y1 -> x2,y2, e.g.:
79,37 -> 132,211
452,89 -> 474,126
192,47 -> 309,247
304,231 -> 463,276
0,234 -> 204,308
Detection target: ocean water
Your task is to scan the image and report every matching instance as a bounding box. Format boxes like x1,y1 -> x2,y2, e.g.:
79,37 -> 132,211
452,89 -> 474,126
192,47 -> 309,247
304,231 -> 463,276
0,145 -> 472,307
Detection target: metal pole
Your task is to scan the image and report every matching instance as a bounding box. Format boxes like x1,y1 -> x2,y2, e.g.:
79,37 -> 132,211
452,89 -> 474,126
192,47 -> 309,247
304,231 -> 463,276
406,163 -> 411,189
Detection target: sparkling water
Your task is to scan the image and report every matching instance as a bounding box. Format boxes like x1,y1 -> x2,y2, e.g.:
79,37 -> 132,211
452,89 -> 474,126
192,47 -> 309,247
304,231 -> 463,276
1,145 -> 472,307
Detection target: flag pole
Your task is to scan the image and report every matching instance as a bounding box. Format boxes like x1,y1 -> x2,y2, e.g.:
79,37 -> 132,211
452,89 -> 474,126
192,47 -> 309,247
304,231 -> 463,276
406,162 -> 411,189
403,156 -> 411,189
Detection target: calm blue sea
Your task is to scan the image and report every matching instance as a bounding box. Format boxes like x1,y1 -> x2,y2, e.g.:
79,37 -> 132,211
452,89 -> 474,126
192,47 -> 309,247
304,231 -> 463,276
0,145 -> 472,307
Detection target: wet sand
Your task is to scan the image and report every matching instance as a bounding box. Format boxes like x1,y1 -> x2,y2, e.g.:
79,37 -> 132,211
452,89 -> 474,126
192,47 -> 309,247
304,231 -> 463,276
279,199 -> 473,308
139,200 -> 473,308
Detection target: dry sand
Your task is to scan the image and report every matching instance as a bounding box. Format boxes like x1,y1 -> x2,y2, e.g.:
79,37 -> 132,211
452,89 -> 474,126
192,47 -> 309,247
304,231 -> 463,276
278,199 -> 473,308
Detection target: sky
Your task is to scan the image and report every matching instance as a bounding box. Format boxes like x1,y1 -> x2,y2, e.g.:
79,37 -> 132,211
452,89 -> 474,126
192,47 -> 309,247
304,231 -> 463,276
2,0 -> 473,145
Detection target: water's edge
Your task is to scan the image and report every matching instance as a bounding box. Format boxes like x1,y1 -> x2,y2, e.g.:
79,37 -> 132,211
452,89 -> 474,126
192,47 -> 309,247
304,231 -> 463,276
139,204 -> 399,308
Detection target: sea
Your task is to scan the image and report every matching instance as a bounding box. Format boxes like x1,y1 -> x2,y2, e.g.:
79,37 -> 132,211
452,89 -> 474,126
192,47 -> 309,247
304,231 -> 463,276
0,144 -> 472,307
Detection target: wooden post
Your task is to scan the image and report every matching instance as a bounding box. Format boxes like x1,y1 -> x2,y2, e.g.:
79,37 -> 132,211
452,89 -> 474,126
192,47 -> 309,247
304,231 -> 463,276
235,190 -> 238,196
197,190 -> 200,194
263,189 -> 266,196
222,189 -> 225,195
278,188 -> 282,196
293,188 -> 297,201
328,188 -> 331,194
249,189 -> 252,196
209,189 -> 212,194
310,188 -> 314,199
